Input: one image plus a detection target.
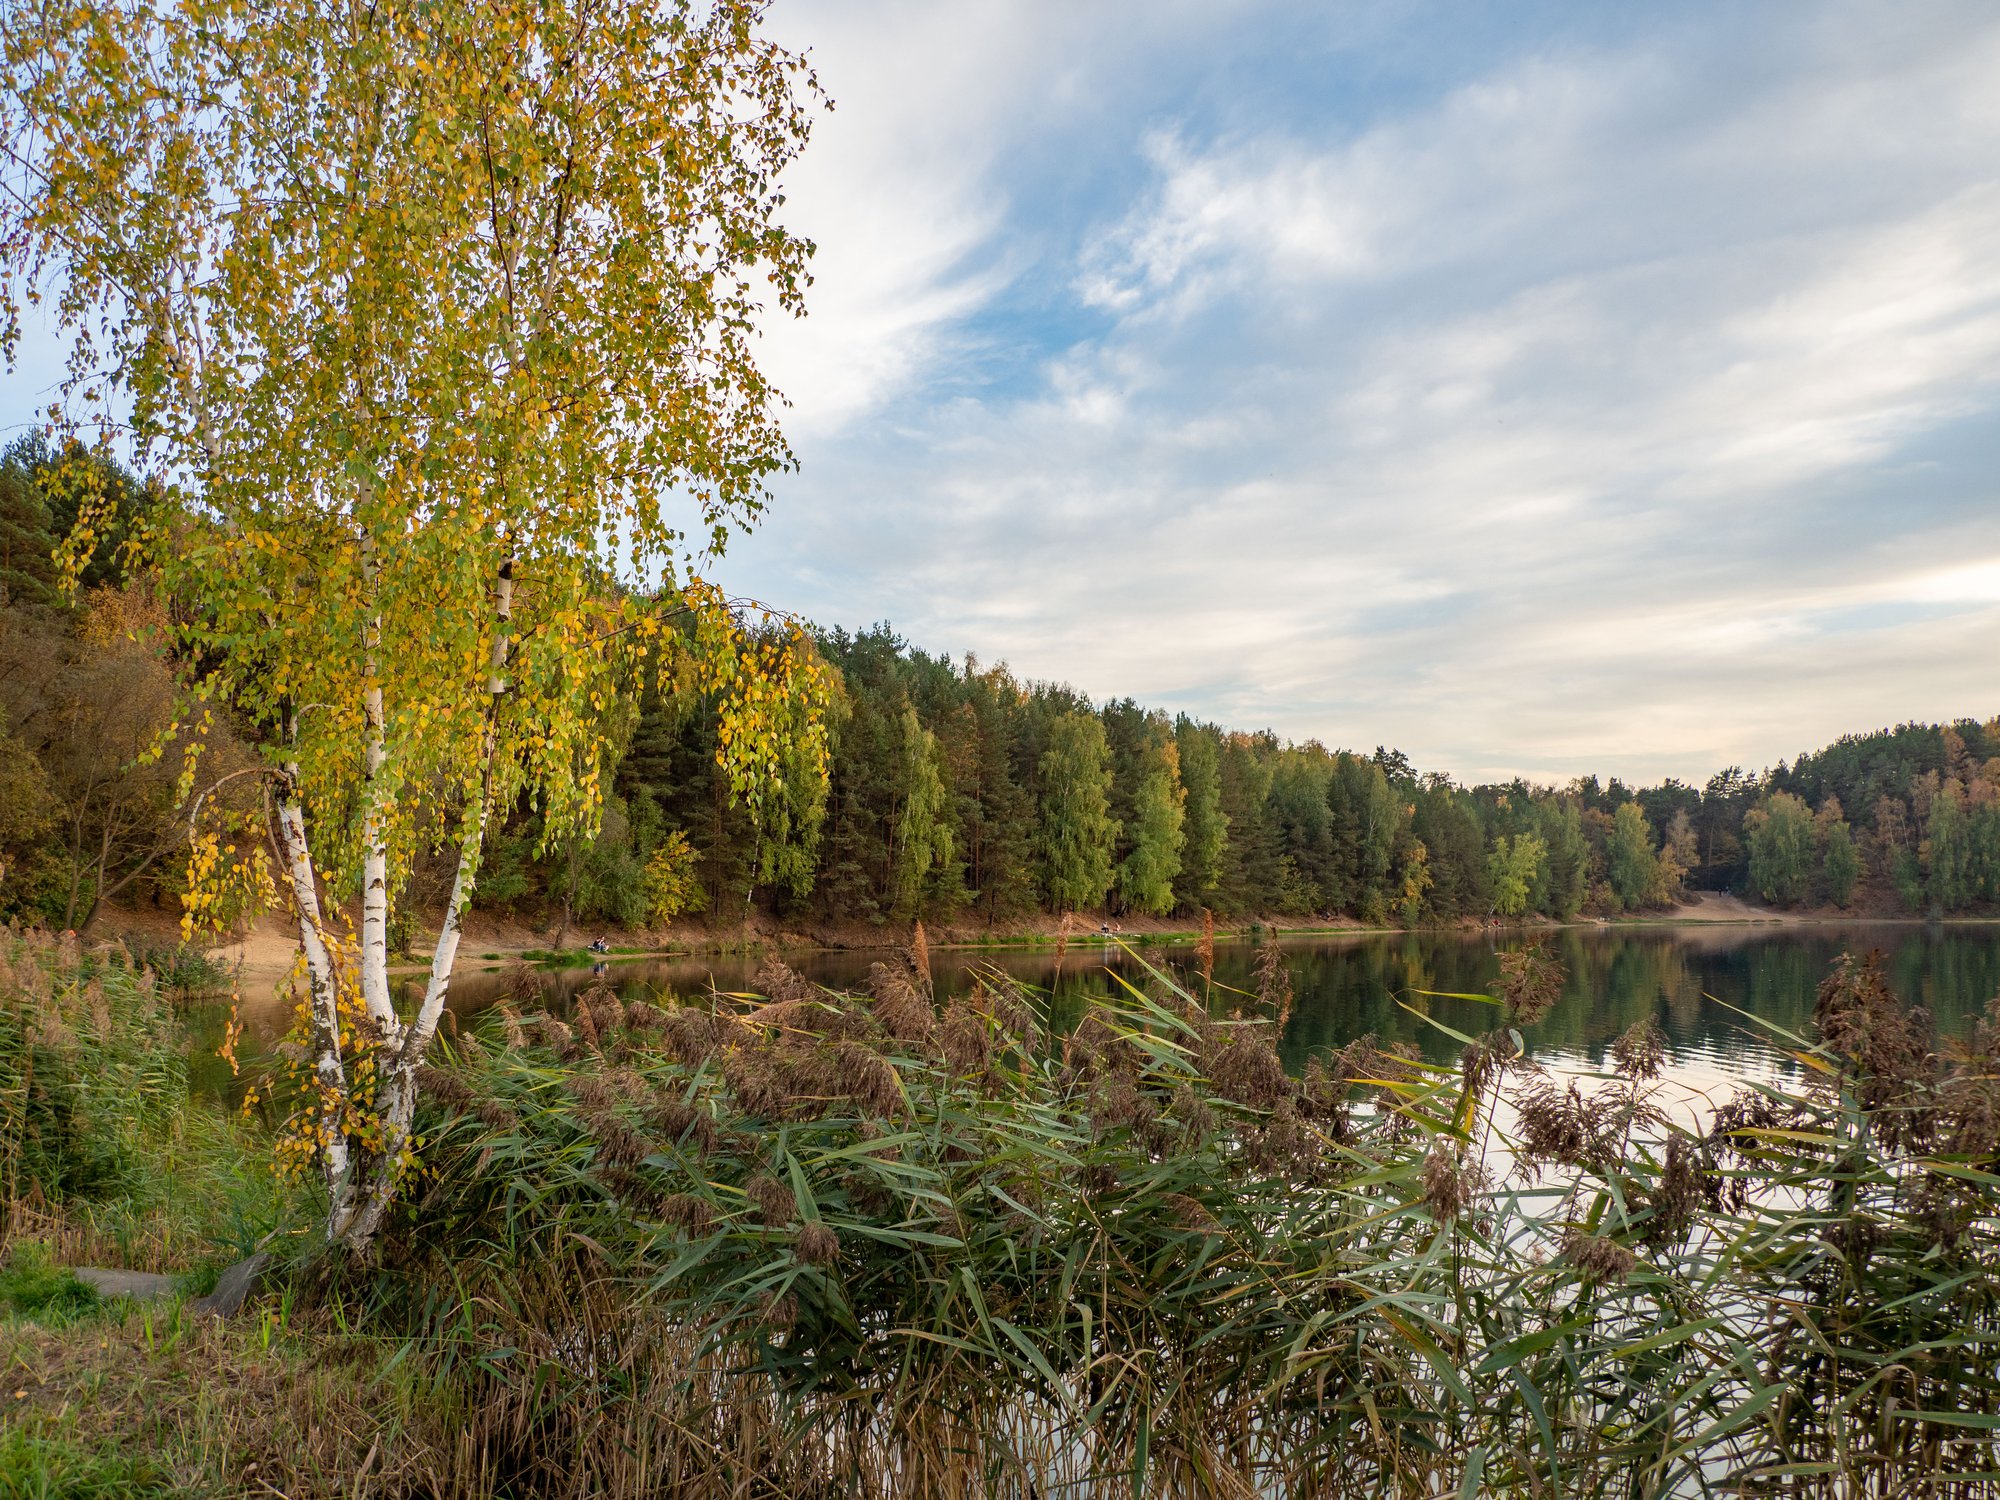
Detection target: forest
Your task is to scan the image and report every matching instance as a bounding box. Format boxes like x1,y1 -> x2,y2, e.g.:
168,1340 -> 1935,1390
4,438 -> 1995,938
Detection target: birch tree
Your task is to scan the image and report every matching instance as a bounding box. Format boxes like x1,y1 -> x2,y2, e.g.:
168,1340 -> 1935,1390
1,0 -> 822,1250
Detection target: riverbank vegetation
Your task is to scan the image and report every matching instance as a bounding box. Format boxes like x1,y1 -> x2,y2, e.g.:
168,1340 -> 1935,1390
5,927 -> 2000,1495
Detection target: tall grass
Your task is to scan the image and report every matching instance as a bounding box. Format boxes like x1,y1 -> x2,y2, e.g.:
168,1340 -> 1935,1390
0,928 -> 287,1272
275,944 -> 1992,1497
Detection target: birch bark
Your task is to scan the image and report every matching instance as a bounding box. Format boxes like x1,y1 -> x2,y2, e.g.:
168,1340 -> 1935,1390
334,559 -> 511,1251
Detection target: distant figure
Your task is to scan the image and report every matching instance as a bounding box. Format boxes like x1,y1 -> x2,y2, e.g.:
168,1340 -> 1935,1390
588,936 -> 609,953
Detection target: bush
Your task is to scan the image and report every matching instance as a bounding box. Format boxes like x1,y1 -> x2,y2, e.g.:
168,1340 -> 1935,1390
127,942 -> 229,1001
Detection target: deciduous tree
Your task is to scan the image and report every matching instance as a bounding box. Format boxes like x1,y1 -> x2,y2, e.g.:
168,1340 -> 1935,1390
1037,712 -> 1118,910
1117,743 -> 1186,916
890,706 -> 953,918
2,0 -> 821,1249
1606,803 -> 1659,911
1744,792 -> 1815,906
1486,832 -> 1546,918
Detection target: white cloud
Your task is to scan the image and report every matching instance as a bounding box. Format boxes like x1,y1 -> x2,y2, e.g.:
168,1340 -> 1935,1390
751,0 -> 1277,436
718,2 -> 2000,785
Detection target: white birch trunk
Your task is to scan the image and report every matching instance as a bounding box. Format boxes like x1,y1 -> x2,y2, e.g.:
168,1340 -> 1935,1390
358,528 -> 398,1034
334,559 -> 512,1253
271,764 -> 353,1220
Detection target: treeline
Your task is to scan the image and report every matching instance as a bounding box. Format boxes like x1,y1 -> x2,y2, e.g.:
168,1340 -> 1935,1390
489,621 -> 1999,931
3,441 -> 1997,933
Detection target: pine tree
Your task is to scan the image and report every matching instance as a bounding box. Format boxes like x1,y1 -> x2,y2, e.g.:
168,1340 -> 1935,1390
961,667 -> 1036,918
0,450 -> 57,609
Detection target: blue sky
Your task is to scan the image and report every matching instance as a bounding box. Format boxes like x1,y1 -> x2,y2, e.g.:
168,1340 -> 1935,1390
8,1 -> 2000,786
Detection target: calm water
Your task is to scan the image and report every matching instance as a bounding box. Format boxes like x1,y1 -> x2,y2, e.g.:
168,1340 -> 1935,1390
202,923 -> 2000,1112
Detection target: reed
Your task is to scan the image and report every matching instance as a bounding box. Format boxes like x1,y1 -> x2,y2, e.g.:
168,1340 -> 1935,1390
10,924 -> 2000,1496
294,943 -> 2000,1496
0,928 -> 287,1273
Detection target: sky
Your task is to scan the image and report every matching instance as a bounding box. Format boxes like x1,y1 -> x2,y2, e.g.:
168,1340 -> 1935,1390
7,1 -> 2000,788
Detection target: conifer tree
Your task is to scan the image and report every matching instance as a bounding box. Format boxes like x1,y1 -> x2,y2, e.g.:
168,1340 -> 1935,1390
0,445 -> 55,609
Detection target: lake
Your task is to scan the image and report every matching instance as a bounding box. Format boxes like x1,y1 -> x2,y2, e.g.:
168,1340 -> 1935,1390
194,922 -> 2000,1114
411,921 -> 2000,1116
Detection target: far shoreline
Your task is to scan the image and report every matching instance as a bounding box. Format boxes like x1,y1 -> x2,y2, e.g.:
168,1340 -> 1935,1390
153,892 -> 2000,1001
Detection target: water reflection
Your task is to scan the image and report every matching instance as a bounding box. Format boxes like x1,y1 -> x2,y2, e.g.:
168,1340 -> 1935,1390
193,923 -> 2000,1109
438,922 -> 2000,1091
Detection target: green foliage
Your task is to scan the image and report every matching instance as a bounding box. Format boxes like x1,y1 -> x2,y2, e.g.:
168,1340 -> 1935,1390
1926,781 -> 1975,914
1036,711 -> 1118,910
1173,720 -> 1227,908
0,938 -> 186,1204
1394,837 -> 1431,924
1656,807 -> 1697,900
0,444 -> 57,610
642,829 -> 707,927
1485,831 -> 1546,917
550,799 -> 648,929
2,0 -> 834,1246
1821,809 -> 1861,907
1535,797 -> 1590,919
1115,749 -> 1185,916
125,943 -> 229,1002
0,438 -> 152,610
1606,802 -> 1659,910
339,946 -> 2000,1496
1745,790 -> 1816,905
0,932 -> 292,1264
0,1430 -> 180,1500
889,707 -> 953,918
